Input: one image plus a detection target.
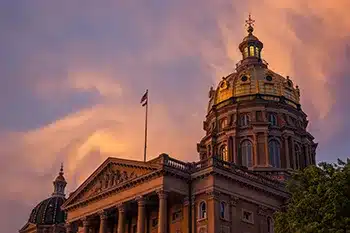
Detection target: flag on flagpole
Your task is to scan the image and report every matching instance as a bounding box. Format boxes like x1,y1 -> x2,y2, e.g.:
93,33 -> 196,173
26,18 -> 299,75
140,90 -> 148,106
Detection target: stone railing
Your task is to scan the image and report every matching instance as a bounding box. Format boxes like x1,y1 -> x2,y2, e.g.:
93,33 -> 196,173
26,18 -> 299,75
192,156 -> 286,189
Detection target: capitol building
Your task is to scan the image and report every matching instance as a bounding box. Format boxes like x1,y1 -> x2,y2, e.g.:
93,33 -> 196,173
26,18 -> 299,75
19,16 -> 317,233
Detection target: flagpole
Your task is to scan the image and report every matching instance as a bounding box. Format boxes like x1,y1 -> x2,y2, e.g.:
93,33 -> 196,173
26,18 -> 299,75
143,90 -> 148,162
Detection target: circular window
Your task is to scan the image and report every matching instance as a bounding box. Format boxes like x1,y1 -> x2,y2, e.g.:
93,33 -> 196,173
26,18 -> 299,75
266,75 -> 273,81
241,76 -> 248,82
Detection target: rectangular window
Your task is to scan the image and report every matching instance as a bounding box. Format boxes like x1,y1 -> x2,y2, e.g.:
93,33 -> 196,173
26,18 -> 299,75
172,209 -> 182,222
242,209 -> 254,224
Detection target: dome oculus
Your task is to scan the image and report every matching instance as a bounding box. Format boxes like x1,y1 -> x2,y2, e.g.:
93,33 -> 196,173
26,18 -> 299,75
266,75 -> 273,81
241,76 -> 248,82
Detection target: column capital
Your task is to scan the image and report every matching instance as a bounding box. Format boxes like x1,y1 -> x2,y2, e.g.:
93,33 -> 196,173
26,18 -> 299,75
230,195 -> 239,206
156,189 -> 169,199
183,196 -> 190,206
116,203 -> 125,212
135,195 -> 146,206
98,210 -> 108,220
191,195 -> 196,206
206,189 -> 220,200
257,205 -> 269,217
81,216 -> 90,227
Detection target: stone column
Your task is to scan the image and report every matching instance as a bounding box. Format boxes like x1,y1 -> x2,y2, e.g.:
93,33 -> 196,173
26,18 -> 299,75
82,217 -> 90,233
230,196 -> 239,233
183,197 -> 190,233
191,195 -> 196,233
264,132 -> 269,166
65,222 -> 72,233
117,203 -> 125,233
305,144 -> 310,166
136,196 -> 146,233
207,189 -> 220,233
99,211 -> 108,233
253,134 -> 258,166
291,139 -> 296,169
257,205 -> 269,233
284,136 -> 290,169
157,190 -> 168,233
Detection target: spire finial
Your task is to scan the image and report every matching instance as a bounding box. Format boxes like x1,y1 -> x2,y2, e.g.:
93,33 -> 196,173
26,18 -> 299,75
245,13 -> 255,34
59,162 -> 64,176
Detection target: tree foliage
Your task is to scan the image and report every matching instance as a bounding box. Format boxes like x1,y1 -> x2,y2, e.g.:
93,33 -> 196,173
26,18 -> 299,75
274,159 -> 350,233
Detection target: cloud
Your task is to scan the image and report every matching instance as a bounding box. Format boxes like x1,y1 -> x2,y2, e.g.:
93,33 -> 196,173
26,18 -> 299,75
1,1 -> 350,232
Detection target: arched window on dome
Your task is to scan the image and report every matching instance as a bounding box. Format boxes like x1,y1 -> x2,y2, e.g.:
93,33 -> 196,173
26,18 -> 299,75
244,47 -> 249,58
268,140 -> 281,168
267,216 -> 274,233
241,140 -> 253,167
219,144 -> 228,162
268,113 -> 278,126
249,46 -> 255,57
255,47 -> 260,58
240,114 -> 250,127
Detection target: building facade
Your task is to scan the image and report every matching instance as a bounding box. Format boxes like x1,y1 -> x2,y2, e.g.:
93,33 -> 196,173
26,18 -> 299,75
20,16 -> 317,233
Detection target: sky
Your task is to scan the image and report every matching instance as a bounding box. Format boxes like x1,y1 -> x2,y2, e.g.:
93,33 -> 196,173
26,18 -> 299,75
1,0 -> 350,232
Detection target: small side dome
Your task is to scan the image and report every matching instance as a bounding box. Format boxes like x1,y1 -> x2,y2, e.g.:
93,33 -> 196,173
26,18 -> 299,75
28,196 -> 66,225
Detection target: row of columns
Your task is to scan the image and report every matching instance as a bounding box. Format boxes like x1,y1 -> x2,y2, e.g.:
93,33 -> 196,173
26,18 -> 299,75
66,190 -> 169,233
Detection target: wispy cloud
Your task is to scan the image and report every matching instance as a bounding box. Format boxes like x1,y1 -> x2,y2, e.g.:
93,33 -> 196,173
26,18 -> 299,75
1,0 -> 350,232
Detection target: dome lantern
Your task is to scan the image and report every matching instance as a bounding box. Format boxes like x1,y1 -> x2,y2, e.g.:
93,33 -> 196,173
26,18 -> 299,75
52,163 -> 67,197
237,14 -> 266,70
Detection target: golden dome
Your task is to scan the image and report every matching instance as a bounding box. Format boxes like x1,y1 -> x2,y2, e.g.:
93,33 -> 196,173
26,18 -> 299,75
207,15 -> 301,112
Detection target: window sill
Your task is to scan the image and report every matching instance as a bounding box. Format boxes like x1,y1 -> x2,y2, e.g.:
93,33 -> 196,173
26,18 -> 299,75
171,218 -> 182,224
197,217 -> 207,222
220,217 -> 230,222
242,218 -> 254,225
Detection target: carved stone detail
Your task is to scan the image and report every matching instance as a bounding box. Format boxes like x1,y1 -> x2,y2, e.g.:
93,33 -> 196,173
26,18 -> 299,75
98,210 -> 108,220
81,217 -> 90,227
183,196 -> 190,206
116,203 -> 125,212
93,166 -> 137,194
230,196 -> 239,206
156,189 -> 168,199
206,189 -> 220,200
257,205 -> 268,217
136,195 -> 146,206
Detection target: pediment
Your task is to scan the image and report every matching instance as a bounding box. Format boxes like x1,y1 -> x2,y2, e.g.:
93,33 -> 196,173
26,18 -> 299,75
63,157 -> 159,208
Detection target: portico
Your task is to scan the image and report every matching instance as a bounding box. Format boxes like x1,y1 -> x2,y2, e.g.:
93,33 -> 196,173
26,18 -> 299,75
62,156 -> 190,233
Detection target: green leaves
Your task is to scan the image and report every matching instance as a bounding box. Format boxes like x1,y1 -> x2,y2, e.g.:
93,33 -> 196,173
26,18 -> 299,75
274,159 -> 350,233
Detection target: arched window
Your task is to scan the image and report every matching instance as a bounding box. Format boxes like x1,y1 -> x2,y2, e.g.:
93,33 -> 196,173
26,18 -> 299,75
244,47 -> 249,58
220,145 -> 228,162
240,114 -> 250,126
267,216 -> 274,233
199,201 -> 207,219
241,140 -> 253,167
249,46 -> 255,57
268,140 -> 281,168
268,113 -> 277,126
207,145 -> 211,157
255,47 -> 260,58
220,201 -> 227,219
